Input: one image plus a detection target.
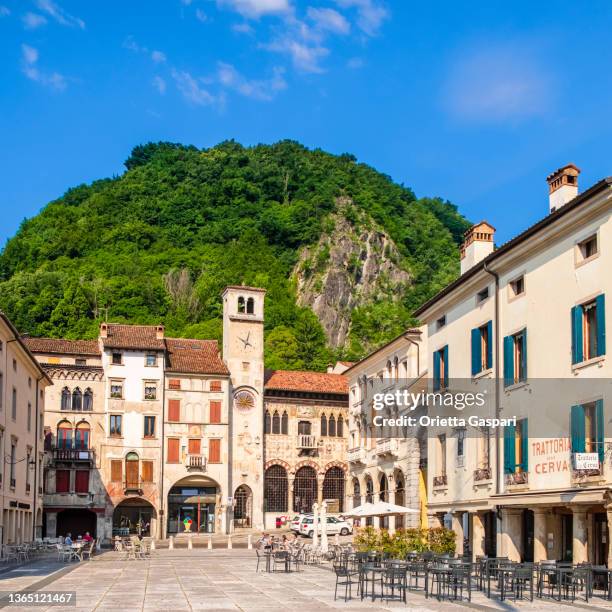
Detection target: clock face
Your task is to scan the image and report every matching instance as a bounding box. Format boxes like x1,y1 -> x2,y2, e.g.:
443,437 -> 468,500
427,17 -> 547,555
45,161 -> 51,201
235,391 -> 255,412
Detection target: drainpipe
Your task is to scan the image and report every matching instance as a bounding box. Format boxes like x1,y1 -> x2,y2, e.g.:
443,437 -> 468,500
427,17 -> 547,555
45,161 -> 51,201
483,262 -> 501,495
159,361 -> 166,541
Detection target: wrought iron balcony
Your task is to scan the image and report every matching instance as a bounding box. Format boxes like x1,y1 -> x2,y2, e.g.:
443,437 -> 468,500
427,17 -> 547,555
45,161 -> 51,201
124,480 -> 143,495
473,467 -> 492,482
297,434 -> 317,449
186,454 -> 206,471
505,471 -> 528,486
52,448 -> 94,464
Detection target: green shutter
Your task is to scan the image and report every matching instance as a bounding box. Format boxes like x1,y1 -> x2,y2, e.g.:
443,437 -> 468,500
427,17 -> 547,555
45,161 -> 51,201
471,328 -> 481,376
486,320 -> 493,369
571,305 -> 584,364
596,294 -> 606,357
503,336 -> 514,387
570,404 -> 586,453
596,399 -> 604,463
433,351 -> 440,392
520,328 -> 527,382
520,419 -> 528,472
443,345 -> 449,389
504,424 -> 516,473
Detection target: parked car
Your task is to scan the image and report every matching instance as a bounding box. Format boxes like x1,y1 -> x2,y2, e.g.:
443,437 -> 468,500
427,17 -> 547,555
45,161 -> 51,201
291,514 -> 311,532
299,516 -> 352,537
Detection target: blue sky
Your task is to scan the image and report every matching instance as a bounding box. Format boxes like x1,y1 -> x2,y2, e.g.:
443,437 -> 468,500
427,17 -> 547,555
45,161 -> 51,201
1,0 -> 612,248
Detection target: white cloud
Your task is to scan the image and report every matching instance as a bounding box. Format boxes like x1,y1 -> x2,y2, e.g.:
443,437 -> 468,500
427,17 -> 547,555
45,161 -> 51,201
152,76 -> 167,94
216,0 -> 291,19
217,62 -> 286,100
0,5 -> 10,16
195,8 -> 208,22
265,37 -> 328,73
443,45 -> 551,122
232,22 -> 254,34
23,12 -> 48,28
307,7 -> 349,35
151,50 -> 166,63
21,44 -> 66,90
171,69 -> 217,106
335,0 -> 387,36
35,0 -> 85,29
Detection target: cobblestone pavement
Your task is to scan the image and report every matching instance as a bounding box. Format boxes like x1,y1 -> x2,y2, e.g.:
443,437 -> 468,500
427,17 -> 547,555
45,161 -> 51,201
1,550 -> 612,611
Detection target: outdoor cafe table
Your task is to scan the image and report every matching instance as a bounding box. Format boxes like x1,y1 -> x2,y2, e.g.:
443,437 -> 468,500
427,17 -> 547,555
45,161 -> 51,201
482,559 -> 513,597
537,565 -> 575,601
590,565 -> 612,600
359,564 -> 386,601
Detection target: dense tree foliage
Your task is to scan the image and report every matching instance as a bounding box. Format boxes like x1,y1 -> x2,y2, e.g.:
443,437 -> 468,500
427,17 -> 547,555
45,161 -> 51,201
0,140 -> 470,370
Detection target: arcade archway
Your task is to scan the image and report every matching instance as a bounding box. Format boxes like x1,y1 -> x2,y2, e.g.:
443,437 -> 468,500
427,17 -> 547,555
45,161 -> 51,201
168,476 -> 220,534
113,498 -> 156,537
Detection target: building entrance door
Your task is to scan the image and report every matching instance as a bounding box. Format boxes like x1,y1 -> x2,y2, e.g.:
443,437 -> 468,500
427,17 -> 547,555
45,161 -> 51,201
522,510 -> 534,562
561,514 -> 573,562
594,513 -> 608,565
483,511 -> 497,557
167,484 -> 218,534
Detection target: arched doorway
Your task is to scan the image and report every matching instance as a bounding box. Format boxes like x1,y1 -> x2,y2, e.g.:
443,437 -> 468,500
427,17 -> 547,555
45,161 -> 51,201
365,476 -> 374,526
293,466 -> 317,513
352,478 -> 361,509
234,485 -> 252,528
379,474 -> 389,529
264,465 -> 288,512
168,476 -> 220,534
113,499 -> 155,537
57,509 -> 97,539
322,467 -> 345,513
394,470 -> 406,529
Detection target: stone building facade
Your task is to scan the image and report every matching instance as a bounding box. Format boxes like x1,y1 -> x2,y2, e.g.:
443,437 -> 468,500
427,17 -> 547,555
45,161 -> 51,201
414,165 -> 612,565
0,313 -> 51,545
345,330 -> 428,531
262,369 -> 349,529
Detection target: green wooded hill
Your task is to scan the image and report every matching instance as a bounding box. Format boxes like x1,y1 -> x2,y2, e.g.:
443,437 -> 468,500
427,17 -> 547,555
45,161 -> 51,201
0,140 -> 470,370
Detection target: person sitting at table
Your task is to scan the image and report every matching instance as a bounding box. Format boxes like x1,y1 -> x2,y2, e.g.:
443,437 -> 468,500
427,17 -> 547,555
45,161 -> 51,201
256,533 -> 270,549
64,533 -> 73,546
82,532 -> 93,543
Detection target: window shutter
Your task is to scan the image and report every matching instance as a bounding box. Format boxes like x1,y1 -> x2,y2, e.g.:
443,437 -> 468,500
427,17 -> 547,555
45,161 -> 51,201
167,438 -> 179,463
520,329 -> 528,381
443,345 -> 449,388
208,439 -> 220,463
433,351 -> 440,391
571,305 -> 584,364
56,469 -> 70,493
168,399 -> 180,422
570,404 -> 585,453
520,419 -> 528,472
188,438 -> 201,455
141,461 -> 153,482
486,320 -> 493,369
210,401 -> 221,424
75,470 -> 89,493
110,460 -> 122,482
596,294 -> 606,357
471,328 -> 481,376
503,424 -> 516,473
503,336 -> 514,387
596,399 -> 604,463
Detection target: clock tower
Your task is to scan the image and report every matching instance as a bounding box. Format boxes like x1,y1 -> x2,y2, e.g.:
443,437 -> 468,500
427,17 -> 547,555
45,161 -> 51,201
222,286 -> 266,530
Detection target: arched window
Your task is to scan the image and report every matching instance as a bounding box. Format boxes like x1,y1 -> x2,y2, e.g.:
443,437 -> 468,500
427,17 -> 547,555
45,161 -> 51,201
379,475 -> 389,528
72,388 -> 82,411
281,411 -> 288,435
264,465 -> 288,512
320,413 -> 327,437
322,466 -> 345,512
337,415 -> 344,437
57,421 -> 72,449
328,415 -> 336,437
237,296 -> 245,314
352,478 -> 361,508
293,466 -> 317,513
125,452 -> 139,489
83,388 -> 93,411
61,387 -> 71,411
264,410 -> 271,434
386,360 -> 392,379
75,422 -> 90,450
365,477 -> 374,526
395,471 -> 406,529
246,297 -> 254,314
272,411 -> 280,434
394,357 -> 399,382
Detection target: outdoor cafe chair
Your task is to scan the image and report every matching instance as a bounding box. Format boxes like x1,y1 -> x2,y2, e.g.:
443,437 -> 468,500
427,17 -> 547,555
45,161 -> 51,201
499,564 -> 534,602
272,550 -> 290,573
2,545 -> 17,564
81,541 -> 95,561
333,560 -> 358,602
383,565 -> 408,603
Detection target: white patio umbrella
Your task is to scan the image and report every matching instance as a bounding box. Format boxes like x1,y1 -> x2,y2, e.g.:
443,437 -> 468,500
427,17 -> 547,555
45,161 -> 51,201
320,500 -> 328,553
346,501 -> 419,518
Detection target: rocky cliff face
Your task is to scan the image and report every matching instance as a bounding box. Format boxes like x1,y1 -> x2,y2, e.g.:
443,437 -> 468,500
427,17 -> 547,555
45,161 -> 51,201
294,199 -> 411,348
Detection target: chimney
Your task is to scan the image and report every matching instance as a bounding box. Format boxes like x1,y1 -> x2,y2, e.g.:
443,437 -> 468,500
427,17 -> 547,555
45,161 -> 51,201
547,164 -> 580,212
100,322 -> 108,338
156,324 -> 165,340
460,222 -> 495,274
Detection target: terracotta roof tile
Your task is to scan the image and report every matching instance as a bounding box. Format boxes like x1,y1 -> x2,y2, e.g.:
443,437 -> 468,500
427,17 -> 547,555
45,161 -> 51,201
165,338 -> 229,375
264,370 -> 348,394
101,324 -> 166,350
23,337 -> 100,356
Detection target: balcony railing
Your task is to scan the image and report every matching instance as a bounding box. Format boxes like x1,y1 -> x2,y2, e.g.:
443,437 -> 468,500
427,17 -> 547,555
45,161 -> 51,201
505,471 -> 528,486
297,434 -> 317,449
186,454 -> 206,470
433,474 -> 447,487
124,480 -> 143,495
375,438 -> 398,456
473,467 -> 492,482
348,447 -> 366,464
52,448 -> 94,464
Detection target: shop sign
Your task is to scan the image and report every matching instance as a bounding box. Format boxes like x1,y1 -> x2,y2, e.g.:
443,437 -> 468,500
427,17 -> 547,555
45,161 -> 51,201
573,452 -> 599,470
